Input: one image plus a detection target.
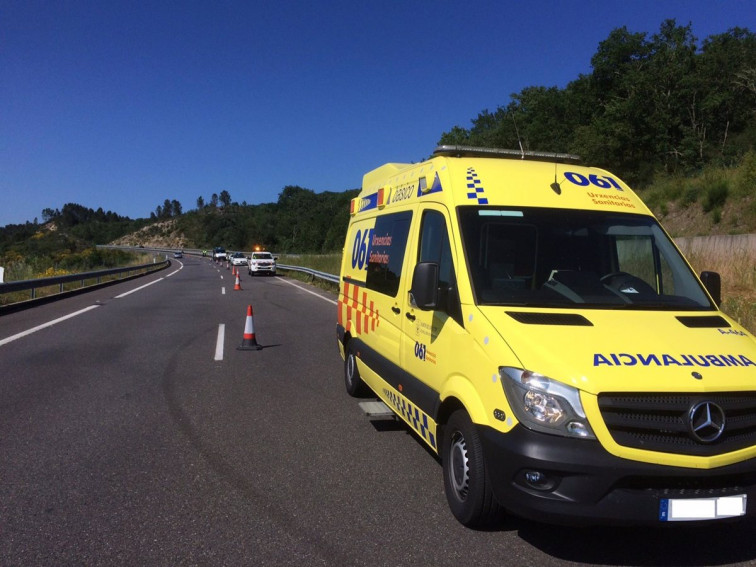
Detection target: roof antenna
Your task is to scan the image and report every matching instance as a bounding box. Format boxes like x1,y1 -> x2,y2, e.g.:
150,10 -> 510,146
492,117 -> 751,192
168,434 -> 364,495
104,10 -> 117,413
550,162 -> 562,195
511,112 -> 525,158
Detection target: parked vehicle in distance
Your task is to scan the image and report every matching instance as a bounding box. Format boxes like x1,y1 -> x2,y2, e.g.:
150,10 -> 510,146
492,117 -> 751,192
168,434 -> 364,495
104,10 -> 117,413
230,252 -> 247,266
212,247 -> 226,261
248,251 -> 276,276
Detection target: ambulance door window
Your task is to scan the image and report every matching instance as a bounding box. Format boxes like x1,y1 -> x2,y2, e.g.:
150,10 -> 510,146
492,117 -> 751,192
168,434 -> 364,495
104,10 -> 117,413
366,211 -> 412,297
418,210 -> 462,325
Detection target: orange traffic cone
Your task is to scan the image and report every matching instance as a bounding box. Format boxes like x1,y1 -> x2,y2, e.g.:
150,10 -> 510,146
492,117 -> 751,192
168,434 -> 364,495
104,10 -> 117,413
232,265 -> 237,276
237,305 -> 262,350
234,272 -> 242,290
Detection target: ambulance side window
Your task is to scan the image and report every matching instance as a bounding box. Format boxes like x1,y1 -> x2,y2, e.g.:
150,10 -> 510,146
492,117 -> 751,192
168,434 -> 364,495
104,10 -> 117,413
365,211 -> 412,297
418,210 -> 462,324
615,235 -> 675,294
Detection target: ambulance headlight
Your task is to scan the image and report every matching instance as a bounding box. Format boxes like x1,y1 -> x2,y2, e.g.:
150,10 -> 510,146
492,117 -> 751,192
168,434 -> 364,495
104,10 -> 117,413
500,367 -> 595,439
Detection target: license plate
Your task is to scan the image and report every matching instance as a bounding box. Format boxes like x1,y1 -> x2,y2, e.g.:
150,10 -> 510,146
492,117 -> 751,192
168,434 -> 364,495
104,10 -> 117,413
659,495 -> 747,521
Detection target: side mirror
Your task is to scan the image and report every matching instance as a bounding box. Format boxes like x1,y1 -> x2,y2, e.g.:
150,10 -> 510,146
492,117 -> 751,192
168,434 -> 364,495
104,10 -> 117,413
410,262 -> 439,310
700,271 -> 721,306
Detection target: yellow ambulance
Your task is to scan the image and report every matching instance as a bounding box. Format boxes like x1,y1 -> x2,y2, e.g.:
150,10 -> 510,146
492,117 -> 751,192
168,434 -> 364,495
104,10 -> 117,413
336,145 -> 756,527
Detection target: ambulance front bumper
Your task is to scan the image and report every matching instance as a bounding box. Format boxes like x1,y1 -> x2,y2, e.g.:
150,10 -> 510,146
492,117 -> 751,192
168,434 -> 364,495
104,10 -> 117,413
480,425 -> 756,526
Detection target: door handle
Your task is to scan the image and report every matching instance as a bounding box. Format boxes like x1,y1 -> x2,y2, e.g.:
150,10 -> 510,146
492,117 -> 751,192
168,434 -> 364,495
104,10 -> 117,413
405,312 -> 416,322
392,306 -> 401,314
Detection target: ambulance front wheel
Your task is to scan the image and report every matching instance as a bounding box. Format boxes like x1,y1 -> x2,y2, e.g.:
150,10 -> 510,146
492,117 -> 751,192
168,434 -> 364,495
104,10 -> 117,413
344,342 -> 368,397
442,409 -> 501,528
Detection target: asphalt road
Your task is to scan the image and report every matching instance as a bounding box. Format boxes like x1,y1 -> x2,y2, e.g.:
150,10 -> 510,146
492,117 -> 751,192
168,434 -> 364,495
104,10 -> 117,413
3,255 -> 756,566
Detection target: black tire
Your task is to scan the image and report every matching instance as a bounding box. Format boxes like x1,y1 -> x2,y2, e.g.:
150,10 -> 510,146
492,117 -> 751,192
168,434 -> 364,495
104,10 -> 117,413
442,410 -> 501,528
344,342 -> 368,397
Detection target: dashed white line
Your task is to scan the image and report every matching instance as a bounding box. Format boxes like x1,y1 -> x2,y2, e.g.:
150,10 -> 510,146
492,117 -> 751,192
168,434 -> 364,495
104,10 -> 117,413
214,324 -> 225,360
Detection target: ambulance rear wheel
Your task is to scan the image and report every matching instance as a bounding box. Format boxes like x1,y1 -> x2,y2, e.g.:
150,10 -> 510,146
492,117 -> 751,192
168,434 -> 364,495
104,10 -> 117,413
344,343 -> 368,397
442,410 -> 501,528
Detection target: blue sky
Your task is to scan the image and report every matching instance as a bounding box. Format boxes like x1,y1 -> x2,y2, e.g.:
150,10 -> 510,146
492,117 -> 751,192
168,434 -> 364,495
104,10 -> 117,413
2,0 -> 753,227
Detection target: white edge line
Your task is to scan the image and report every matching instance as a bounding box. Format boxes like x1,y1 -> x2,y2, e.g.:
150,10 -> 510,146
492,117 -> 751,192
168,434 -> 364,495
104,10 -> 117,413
0,305 -> 101,347
115,277 -> 164,298
215,324 -> 225,360
278,277 -> 338,305
165,264 -> 182,277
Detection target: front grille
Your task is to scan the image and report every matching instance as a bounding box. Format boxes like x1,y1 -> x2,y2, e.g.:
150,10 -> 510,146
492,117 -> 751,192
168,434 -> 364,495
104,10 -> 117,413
598,392 -> 756,456
620,471 -> 756,496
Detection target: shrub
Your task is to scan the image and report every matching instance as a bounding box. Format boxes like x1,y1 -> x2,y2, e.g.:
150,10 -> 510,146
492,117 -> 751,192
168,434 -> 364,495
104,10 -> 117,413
711,207 -> 722,224
733,150 -> 756,198
681,185 -> 699,206
702,180 -> 729,213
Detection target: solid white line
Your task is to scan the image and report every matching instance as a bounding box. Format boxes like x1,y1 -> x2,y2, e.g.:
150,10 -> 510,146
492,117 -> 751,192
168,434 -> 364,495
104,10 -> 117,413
0,305 -> 101,347
214,324 -> 225,361
278,277 -> 338,305
165,264 -> 182,277
114,277 -> 164,298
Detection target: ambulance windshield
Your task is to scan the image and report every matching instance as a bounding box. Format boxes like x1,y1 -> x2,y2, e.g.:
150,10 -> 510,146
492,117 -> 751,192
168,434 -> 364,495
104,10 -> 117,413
458,207 -> 712,309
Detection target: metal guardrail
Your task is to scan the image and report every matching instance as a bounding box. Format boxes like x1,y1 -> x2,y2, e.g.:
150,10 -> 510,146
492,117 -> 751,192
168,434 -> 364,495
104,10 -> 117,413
0,258 -> 170,303
98,245 -> 341,283
277,264 -> 339,284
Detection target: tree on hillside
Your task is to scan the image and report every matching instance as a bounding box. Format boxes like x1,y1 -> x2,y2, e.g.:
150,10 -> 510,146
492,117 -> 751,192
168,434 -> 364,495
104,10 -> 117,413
219,190 -> 232,208
196,196 -> 204,210
439,20 -> 756,185
42,208 -> 58,222
163,199 -> 173,218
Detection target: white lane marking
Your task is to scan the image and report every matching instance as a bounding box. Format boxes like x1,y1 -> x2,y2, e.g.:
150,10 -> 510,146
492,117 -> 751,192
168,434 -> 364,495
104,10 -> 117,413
165,263 -> 182,277
0,305 -> 101,347
222,287 -> 226,295
115,277 -> 164,298
214,324 -> 225,361
277,277 -> 338,305
1,264 -> 184,348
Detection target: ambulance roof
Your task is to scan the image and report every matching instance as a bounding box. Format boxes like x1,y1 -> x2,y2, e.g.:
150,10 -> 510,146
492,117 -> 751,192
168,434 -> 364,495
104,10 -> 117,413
357,145 -> 652,216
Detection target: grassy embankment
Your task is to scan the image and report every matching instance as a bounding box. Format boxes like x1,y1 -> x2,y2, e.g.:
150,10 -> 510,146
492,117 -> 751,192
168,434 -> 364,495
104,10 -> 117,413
680,238 -> 756,334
